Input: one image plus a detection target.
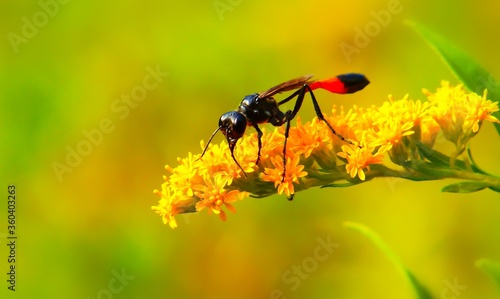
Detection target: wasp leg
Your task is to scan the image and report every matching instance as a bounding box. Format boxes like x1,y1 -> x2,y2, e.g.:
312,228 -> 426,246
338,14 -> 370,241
253,124 -> 263,165
277,83 -> 359,184
228,139 -> 248,178
277,88 -> 302,106
304,85 -> 360,148
280,84 -> 308,183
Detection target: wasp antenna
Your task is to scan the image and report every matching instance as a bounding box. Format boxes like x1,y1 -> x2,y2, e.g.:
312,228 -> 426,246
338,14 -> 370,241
200,127 -> 220,159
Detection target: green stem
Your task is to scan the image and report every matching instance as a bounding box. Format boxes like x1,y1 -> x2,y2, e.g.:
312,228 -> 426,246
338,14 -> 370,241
446,169 -> 500,186
245,157 -> 500,198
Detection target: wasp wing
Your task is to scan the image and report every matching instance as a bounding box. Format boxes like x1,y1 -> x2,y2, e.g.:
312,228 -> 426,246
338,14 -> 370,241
258,75 -> 314,99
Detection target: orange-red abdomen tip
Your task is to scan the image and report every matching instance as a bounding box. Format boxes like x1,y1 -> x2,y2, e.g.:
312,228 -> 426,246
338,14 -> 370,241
311,73 -> 369,94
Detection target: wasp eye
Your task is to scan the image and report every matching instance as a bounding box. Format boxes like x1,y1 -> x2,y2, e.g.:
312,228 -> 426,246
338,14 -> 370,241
219,111 -> 247,138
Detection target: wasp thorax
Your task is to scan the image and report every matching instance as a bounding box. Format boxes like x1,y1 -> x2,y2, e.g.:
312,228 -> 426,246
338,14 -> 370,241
219,111 -> 247,139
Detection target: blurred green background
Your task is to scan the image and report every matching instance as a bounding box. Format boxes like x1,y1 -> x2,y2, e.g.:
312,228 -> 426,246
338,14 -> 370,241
1,0 -> 499,298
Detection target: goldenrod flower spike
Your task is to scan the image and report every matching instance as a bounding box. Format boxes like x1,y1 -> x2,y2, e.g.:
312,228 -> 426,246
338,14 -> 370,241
153,82 -> 500,229
425,81 -> 500,166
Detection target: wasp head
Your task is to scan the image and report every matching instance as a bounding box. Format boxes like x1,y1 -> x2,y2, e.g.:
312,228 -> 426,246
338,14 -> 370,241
219,111 -> 247,147
200,111 -> 248,166
213,111 -> 249,175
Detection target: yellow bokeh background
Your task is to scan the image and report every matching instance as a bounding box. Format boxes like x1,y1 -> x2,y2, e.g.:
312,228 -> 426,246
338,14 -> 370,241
1,0 -> 499,298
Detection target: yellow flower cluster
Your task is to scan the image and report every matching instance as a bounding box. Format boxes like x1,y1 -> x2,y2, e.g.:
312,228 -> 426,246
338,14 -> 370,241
424,82 -> 499,163
152,81 -> 499,229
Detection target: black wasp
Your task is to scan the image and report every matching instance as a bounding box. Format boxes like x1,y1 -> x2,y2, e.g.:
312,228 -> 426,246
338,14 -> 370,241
200,73 -> 369,181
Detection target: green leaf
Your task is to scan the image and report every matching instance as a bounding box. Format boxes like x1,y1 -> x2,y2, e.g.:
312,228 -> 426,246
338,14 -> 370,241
344,222 -> 433,299
406,20 -> 500,135
476,259 -> 500,293
415,142 -> 451,168
403,160 -> 449,179
466,147 -> 500,192
321,181 -> 361,188
441,181 -> 492,193
415,142 -> 484,173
